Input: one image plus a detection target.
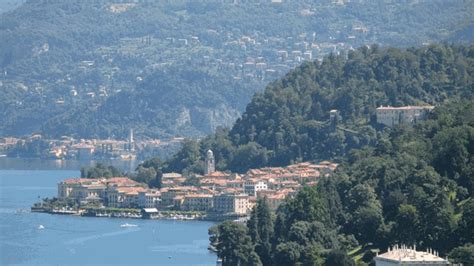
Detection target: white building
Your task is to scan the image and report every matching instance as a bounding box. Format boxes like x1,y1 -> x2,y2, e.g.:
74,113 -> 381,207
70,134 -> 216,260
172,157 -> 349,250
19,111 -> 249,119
213,193 -> 250,215
374,245 -> 449,266
244,180 -> 267,197
376,106 -> 434,127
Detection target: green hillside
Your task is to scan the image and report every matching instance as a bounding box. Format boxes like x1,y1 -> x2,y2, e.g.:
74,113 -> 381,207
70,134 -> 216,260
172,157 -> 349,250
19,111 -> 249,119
1,0 -> 473,138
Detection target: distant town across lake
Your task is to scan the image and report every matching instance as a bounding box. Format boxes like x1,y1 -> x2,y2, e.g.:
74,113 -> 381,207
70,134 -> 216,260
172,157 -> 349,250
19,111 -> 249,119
0,157 -> 140,172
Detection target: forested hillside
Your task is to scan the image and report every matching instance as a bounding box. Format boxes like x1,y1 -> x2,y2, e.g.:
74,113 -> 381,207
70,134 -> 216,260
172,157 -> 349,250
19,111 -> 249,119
210,98 -> 474,265
164,44 -> 474,174
207,64 -> 474,265
1,0 -> 473,138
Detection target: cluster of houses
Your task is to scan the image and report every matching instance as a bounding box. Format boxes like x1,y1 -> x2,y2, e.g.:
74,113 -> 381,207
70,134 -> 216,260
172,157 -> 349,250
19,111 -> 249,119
57,151 -> 338,217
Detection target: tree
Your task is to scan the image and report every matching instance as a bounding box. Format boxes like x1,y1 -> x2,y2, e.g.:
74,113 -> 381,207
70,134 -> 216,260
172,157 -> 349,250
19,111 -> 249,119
166,139 -> 203,174
346,183 -> 384,245
80,163 -> 122,178
137,157 -> 164,188
209,225 -> 219,251
274,242 -> 302,266
448,243 -> 474,265
392,204 -> 420,245
230,142 -> 269,173
352,205 -> 384,245
324,250 -> 355,266
284,186 -> 330,227
134,165 -> 156,186
216,221 -> 262,266
457,199 -> 474,244
247,198 -> 274,265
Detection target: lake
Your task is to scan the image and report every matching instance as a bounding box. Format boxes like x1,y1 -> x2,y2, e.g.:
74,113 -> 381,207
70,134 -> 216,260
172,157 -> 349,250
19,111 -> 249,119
0,160 -> 217,265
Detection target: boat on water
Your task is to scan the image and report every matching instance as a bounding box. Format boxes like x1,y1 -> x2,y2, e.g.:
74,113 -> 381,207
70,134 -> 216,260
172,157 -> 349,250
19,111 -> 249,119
120,223 -> 137,228
38,225 -> 45,230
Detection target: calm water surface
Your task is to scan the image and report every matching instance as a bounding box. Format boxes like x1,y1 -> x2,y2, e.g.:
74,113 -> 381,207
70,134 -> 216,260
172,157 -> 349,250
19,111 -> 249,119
0,164 -> 216,265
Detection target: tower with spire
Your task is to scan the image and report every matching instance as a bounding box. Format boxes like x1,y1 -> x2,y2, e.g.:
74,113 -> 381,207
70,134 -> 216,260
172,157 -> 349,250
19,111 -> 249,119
129,128 -> 135,152
204,149 -> 215,175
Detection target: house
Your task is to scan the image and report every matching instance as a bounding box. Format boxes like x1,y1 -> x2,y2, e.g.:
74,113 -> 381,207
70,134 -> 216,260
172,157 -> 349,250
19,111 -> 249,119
376,106 -> 434,127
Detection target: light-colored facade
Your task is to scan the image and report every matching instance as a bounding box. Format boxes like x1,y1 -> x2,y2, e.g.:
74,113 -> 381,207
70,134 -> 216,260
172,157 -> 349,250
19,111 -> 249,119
213,193 -> 250,214
181,194 -> 214,211
58,178 -> 105,203
376,106 -> 434,127
374,246 -> 449,266
107,187 -> 146,208
138,191 -> 161,208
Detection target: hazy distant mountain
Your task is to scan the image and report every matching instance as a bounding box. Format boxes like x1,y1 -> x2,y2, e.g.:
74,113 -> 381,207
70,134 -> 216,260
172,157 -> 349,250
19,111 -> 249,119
1,0 -> 473,139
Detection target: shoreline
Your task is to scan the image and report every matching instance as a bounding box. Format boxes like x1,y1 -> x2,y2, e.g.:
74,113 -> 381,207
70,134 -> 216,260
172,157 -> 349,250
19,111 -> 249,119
31,206 -> 247,222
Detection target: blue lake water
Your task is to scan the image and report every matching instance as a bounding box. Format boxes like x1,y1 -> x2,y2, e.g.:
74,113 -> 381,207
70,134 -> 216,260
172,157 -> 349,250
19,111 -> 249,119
0,168 -> 217,265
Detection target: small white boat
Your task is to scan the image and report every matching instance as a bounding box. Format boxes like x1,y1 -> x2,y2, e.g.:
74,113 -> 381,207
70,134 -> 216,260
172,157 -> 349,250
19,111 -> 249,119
120,223 -> 137,228
38,225 -> 45,230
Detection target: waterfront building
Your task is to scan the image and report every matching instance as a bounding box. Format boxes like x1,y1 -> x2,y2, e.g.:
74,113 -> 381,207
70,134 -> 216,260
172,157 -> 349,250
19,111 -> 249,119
376,106 -> 434,127
160,186 -> 197,207
138,190 -> 161,208
213,193 -> 250,215
58,178 -> 105,204
374,245 -> 449,266
107,186 -> 146,208
181,194 -> 214,211
204,149 -> 215,175
59,177 -> 147,208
